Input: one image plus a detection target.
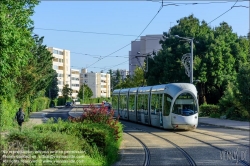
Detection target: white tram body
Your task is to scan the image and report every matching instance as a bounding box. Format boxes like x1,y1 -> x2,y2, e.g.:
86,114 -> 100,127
112,83 -> 199,130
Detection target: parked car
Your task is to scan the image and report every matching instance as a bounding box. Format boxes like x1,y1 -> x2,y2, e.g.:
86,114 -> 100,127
65,102 -> 72,107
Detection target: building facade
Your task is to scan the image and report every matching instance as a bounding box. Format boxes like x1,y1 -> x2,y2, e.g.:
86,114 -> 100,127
80,69 -> 111,98
70,69 -> 80,98
48,47 -> 80,98
129,35 -> 163,75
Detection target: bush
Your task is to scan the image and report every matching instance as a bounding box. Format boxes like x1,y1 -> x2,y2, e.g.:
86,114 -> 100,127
0,97 -> 19,130
33,120 -> 121,166
199,104 -> 220,117
68,105 -> 123,165
2,128 -> 91,166
30,97 -> 50,112
218,83 -> 250,121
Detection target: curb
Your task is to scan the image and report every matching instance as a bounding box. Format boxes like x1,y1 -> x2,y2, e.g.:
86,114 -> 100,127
199,122 -> 250,131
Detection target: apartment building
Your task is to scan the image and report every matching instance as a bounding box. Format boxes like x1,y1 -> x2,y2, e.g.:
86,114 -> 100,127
70,69 -> 80,98
48,47 -> 80,98
112,69 -> 129,80
80,69 -> 111,98
129,34 -> 163,75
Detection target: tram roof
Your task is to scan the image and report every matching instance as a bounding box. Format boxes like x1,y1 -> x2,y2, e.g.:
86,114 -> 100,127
166,83 -> 197,98
112,83 -> 197,97
129,87 -> 138,93
137,86 -> 153,93
112,89 -> 120,95
151,84 -> 168,92
119,88 -> 130,94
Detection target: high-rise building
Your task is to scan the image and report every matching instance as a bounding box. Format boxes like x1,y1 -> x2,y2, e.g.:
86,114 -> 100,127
80,69 -> 111,98
129,35 -> 163,75
48,47 -> 80,98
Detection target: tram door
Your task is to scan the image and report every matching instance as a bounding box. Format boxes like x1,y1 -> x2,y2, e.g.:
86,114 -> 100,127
150,93 -> 163,127
119,95 -> 128,119
137,94 -> 149,124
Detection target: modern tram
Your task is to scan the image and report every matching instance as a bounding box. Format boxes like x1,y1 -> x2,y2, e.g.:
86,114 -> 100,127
112,83 -> 199,130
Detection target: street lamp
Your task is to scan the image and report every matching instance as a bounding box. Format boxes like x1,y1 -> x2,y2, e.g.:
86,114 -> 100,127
174,35 -> 194,84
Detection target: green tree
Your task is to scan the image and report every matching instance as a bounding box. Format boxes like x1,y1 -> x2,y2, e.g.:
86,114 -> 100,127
113,70 -> 122,89
237,63 -> 250,112
115,66 -> 145,89
62,84 -> 72,102
0,0 -> 39,99
77,84 -> 93,102
15,35 -> 54,103
147,14 -> 249,105
45,70 -> 59,100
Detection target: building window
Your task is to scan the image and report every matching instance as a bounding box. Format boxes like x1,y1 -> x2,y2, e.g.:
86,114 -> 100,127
85,80 -> 88,83
53,65 -> 58,70
53,49 -> 58,54
58,51 -> 63,55
84,74 -> 88,78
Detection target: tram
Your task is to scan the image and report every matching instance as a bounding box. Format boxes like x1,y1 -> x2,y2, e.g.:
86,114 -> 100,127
112,83 -> 199,130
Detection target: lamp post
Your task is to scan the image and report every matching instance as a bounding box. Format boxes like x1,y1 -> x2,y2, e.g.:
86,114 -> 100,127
174,35 -> 194,84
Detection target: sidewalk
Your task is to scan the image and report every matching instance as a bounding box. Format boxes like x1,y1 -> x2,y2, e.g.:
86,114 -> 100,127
198,117 -> 250,131
23,107 -> 58,128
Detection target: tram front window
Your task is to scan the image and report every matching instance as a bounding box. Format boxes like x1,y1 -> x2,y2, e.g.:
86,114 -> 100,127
172,93 -> 198,116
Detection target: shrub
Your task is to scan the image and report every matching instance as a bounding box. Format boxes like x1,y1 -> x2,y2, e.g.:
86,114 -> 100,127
0,97 -> 19,130
199,104 -> 219,117
30,97 -> 50,112
2,128 -> 90,165
218,83 -> 250,121
68,104 -> 123,165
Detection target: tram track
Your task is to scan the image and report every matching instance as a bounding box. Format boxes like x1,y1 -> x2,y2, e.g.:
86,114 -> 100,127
173,132 -> 250,166
191,130 -> 250,148
135,127 -> 197,166
125,126 -> 197,166
124,131 -> 151,166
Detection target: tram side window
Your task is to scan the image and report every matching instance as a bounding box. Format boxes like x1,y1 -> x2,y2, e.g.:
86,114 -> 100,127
112,95 -> 118,110
128,94 -> 136,112
150,94 -> 162,115
137,94 -> 148,113
163,94 -> 172,116
119,95 -> 127,110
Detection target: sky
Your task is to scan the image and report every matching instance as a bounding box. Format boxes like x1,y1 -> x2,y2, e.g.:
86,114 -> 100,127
31,0 -> 249,73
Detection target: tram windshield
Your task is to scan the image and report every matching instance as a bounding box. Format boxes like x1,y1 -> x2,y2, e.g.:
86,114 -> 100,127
172,93 -> 198,116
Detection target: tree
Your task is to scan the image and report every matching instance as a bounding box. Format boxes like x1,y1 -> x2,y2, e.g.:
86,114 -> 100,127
77,84 -> 93,102
115,66 -> 145,89
62,84 -> 73,102
15,35 -> 54,103
147,14 -> 249,105
0,0 -> 39,99
45,70 -> 59,100
237,63 -> 250,112
113,70 -> 122,89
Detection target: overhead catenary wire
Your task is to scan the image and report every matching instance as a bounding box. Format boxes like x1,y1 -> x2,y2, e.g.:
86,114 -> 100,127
207,0 -> 239,25
42,1 -> 246,72
84,4 -> 164,69
68,1 -> 245,70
